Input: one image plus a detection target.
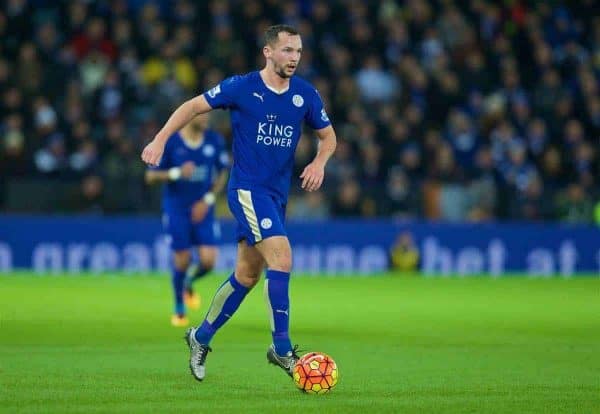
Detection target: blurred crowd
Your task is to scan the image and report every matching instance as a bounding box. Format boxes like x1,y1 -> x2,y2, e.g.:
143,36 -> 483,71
0,0 -> 599,222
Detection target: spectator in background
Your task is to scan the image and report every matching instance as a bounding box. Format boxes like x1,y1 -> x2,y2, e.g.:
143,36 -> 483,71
80,51 -> 110,96
1,115 -> 25,156
383,167 -> 420,219
95,69 -> 124,122
141,43 -> 197,92
525,118 -> 549,162
205,23 -> 244,70
2,87 -> 25,119
467,146 -> 497,221
0,114 -> 30,205
430,141 -> 466,220
15,43 -> 43,99
69,139 -> 98,175
64,174 -> 108,214
34,134 -> 68,177
288,191 -> 330,220
70,17 -> 117,62
509,175 -> 553,221
584,97 -> 600,137
445,110 -> 479,177
534,69 -> 566,119
326,140 -> 358,187
573,142 -> 596,190
389,231 -> 420,273
103,138 -> 145,184
331,179 -> 362,217
556,183 -> 594,224
355,55 -> 399,103
500,140 -> 539,194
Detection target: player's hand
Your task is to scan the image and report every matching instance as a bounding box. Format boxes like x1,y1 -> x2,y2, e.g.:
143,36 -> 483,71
191,200 -> 209,223
141,139 -> 165,166
300,161 -> 325,192
181,161 -> 196,178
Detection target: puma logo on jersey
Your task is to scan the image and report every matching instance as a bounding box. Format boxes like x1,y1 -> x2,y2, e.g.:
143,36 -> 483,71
253,92 -> 264,102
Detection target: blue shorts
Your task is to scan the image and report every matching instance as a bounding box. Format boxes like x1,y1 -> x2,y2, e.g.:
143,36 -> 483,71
163,210 -> 219,251
227,189 -> 287,245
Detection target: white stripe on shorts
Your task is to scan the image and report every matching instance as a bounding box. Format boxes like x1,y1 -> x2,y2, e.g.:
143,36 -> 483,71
237,189 -> 262,242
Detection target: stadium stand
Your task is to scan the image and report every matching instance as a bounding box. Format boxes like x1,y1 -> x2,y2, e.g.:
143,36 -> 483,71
0,0 -> 598,222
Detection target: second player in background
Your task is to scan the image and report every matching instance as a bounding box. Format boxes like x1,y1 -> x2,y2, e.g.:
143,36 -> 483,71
145,114 -> 229,327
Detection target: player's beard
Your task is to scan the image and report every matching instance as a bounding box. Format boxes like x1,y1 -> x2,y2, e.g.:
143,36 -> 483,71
274,61 -> 293,79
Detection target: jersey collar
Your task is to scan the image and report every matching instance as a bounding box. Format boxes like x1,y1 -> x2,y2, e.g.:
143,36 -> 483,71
258,71 -> 291,95
264,83 -> 289,95
180,134 -> 204,150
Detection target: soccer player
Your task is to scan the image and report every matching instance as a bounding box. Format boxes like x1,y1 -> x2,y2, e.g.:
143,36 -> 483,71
141,24 -> 337,381
145,113 -> 229,327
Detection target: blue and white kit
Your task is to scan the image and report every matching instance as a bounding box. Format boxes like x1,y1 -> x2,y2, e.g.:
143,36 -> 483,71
204,71 -> 331,245
152,130 -> 229,250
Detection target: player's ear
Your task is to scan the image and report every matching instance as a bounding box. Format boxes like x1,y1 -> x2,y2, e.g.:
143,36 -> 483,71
263,45 -> 271,58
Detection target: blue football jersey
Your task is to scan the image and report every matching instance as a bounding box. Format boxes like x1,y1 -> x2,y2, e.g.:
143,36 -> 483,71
153,130 -> 229,212
203,71 -> 331,200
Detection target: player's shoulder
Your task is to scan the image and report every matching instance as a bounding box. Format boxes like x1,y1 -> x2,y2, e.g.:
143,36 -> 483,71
292,75 -> 319,92
165,131 -> 182,150
292,75 -> 322,99
222,71 -> 259,89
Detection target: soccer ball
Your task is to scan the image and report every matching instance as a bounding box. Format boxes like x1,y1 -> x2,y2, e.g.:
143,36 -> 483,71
292,352 -> 338,394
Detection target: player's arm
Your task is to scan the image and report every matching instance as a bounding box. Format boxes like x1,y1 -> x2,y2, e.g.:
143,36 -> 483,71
141,95 -> 213,166
191,163 -> 229,222
300,125 -> 337,192
209,168 -> 229,198
145,161 -> 196,185
144,169 -> 172,184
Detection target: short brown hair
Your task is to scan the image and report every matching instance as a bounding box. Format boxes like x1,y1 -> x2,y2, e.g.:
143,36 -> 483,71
263,24 -> 300,47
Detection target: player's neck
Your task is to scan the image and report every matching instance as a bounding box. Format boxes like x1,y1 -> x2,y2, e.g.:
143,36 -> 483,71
259,68 -> 290,94
180,128 -> 204,148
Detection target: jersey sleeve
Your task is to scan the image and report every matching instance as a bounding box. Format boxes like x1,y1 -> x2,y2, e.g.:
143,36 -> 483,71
203,75 -> 242,110
304,88 -> 332,130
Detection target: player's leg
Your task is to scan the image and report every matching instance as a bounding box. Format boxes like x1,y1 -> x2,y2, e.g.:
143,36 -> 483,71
254,236 -> 293,354
184,219 -> 219,309
194,240 -> 263,344
228,189 -> 298,375
254,236 -> 300,376
185,240 -> 264,381
171,249 -> 191,326
185,220 -> 219,293
165,212 -> 193,326
197,245 -> 217,274
185,246 -> 217,290
183,246 -> 216,310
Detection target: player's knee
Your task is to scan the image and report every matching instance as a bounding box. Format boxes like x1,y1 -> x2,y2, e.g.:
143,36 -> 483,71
205,261 -> 216,272
173,251 -> 191,271
268,255 -> 292,273
269,247 -> 292,272
235,261 -> 262,288
199,248 -> 217,271
258,238 -> 293,272
235,272 -> 260,288
202,255 -> 217,271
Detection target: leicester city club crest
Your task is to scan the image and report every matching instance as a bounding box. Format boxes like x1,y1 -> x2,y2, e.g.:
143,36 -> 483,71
292,94 -> 304,107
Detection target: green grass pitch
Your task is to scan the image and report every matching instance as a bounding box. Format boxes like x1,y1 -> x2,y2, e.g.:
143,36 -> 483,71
1,273 -> 599,414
